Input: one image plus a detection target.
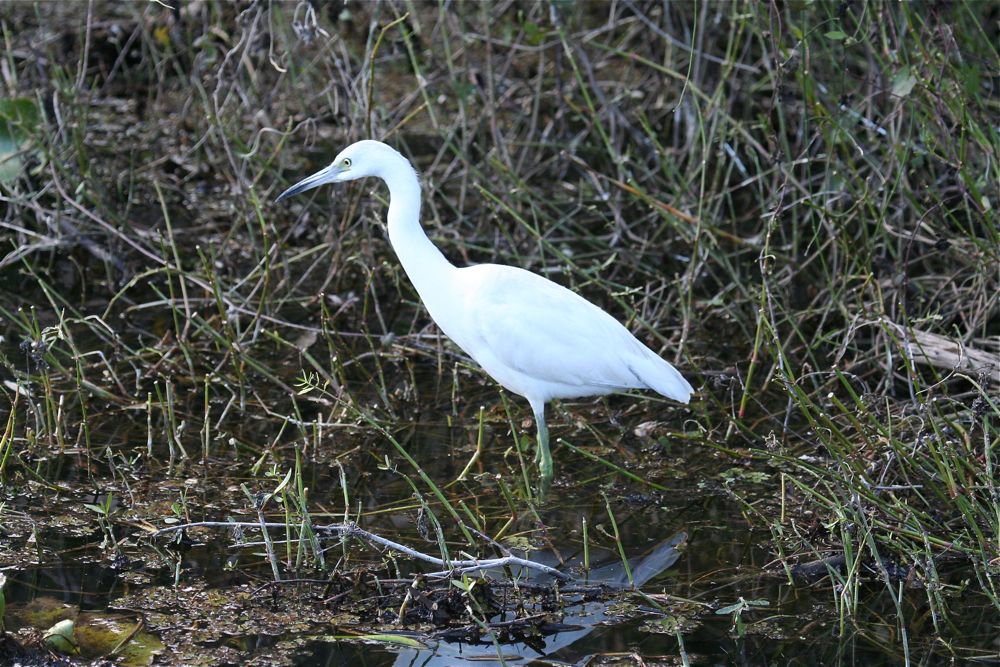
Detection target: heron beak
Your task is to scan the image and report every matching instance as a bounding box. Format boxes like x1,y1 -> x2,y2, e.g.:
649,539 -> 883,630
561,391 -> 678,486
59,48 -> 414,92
275,163 -> 342,202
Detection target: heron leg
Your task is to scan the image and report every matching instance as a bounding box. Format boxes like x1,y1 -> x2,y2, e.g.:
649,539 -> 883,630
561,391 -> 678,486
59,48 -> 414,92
531,401 -> 552,481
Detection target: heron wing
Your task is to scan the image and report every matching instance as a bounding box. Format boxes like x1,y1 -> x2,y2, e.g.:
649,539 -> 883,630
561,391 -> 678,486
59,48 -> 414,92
465,265 -> 653,392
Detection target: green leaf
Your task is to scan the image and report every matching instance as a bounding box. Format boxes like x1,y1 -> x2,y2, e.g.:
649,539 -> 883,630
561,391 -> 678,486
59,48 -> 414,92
44,619 -> 79,655
0,97 -> 42,183
892,67 -> 917,97
270,467 -> 294,497
0,98 -> 40,136
824,30 -> 847,41
716,601 -> 745,614
523,21 -> 547,46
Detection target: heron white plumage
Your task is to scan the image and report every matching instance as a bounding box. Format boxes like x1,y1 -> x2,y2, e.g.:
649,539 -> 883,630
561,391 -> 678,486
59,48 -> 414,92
277,140 -> 694,481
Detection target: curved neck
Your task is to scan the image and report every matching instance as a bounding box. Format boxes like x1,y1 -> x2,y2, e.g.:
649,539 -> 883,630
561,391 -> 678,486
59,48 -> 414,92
383,161 -> 456,308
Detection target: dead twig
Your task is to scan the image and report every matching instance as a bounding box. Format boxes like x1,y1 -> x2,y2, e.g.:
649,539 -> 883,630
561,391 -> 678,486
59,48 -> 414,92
149,520 -> 572,581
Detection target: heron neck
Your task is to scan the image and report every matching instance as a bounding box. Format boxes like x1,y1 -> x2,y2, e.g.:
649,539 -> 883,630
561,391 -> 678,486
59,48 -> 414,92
384,165 -> 456,307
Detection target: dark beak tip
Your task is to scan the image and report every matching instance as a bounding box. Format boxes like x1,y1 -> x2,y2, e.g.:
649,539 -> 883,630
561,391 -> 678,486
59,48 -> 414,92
275,184 -> 304,203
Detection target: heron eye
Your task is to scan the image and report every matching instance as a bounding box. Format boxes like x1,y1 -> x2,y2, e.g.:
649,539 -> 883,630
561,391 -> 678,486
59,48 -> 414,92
342,158 -> 352,168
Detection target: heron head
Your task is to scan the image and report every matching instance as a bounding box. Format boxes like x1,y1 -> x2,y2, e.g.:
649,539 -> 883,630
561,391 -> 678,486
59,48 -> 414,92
276,140 -> 405,201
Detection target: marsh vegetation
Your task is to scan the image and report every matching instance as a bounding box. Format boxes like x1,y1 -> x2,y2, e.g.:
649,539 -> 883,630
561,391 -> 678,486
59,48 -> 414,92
1,1 -> 997,664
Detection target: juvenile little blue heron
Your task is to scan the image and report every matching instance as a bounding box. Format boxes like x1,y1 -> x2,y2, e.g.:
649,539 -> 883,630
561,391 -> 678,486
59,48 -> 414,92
277,140 -> 693,481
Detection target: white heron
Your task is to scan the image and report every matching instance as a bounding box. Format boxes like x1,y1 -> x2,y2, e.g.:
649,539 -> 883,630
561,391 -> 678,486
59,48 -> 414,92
276,140 -> 693,482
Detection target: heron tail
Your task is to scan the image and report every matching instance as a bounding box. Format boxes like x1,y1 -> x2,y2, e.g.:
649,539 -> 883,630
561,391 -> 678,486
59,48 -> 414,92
636,355 -> 694,404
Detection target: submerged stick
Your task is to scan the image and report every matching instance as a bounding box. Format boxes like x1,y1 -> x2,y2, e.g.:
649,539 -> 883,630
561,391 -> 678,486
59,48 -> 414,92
149,520 -> 571,581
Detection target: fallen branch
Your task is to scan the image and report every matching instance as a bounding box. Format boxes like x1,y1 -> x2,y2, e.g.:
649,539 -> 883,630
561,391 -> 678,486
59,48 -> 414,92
149,520 -> 571,581
906,328 -> 1000,387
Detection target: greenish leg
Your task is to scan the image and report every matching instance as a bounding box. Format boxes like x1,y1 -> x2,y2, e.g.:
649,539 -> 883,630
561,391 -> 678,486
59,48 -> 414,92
532,404 -> 552,481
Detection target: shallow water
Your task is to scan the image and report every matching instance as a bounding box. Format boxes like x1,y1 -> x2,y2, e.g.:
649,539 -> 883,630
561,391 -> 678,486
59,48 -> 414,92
4,396 -> 997,666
